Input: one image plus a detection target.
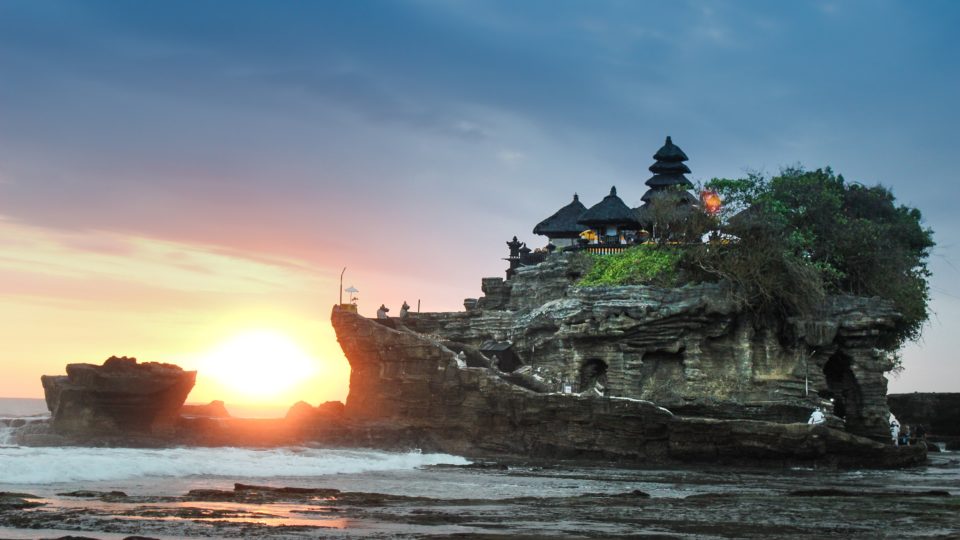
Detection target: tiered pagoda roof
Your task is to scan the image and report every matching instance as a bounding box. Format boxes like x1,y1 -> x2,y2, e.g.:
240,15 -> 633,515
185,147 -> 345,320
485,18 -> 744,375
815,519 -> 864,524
533,193 -> 588,238
636,136 -> 698,227
640,136 -> 696,203
578,186 -> 641,229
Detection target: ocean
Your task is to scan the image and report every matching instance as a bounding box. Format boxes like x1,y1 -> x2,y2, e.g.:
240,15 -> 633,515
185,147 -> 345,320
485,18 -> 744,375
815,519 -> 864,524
0,397 -> 47,418
2,398 -> 958,538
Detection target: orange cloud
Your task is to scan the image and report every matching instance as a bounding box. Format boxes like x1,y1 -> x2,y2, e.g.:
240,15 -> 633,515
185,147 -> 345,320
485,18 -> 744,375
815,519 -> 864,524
0,217 -> 350,413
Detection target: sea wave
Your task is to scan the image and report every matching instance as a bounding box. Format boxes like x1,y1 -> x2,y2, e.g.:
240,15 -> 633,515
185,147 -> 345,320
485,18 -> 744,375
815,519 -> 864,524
0,425 -> 13,447
0,446 -> 470,484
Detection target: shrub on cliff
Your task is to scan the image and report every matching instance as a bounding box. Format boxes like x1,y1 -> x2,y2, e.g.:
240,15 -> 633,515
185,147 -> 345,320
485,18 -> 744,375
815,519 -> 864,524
690,167 -> 934,347
579,245 -> 681,286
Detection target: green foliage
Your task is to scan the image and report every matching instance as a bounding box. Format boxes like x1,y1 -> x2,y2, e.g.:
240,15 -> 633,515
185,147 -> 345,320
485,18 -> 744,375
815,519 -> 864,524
682,222 -> 827,321
567,166 -> 932,350
578,245 -> 681,286
702,167 -> 934,347
644,186 -> 717,243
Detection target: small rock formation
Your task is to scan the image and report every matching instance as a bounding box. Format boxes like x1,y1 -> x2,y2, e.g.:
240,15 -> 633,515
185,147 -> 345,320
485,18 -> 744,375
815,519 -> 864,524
40,356 -> 195,435
286,400 -> 345,422
180,400 -> 231,418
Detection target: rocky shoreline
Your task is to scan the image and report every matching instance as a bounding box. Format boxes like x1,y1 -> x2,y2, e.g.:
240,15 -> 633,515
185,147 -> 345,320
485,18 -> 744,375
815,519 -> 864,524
2,453 -> 958,539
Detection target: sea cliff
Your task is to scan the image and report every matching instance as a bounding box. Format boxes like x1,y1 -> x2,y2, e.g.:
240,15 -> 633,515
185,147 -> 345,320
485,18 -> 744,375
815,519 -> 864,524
331,254 -> 924,467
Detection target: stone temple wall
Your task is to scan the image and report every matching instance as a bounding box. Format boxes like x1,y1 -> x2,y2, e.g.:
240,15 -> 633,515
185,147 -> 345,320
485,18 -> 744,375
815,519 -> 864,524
399,254 -> 901,440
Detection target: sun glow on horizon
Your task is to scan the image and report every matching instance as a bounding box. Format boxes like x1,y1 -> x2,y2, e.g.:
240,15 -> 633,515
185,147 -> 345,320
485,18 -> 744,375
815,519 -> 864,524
196,329 -> 321,402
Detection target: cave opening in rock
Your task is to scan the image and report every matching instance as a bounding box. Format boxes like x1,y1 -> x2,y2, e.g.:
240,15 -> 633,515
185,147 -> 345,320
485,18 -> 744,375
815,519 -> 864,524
822,352 -> 862,423
579,358 -> 608,393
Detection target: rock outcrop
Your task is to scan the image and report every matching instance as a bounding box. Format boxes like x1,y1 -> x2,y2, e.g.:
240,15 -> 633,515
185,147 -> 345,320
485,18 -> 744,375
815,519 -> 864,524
41,356 -> 195,435
332,305 -> 923,468
180,400 -> 231,418
401,255 -> 901,441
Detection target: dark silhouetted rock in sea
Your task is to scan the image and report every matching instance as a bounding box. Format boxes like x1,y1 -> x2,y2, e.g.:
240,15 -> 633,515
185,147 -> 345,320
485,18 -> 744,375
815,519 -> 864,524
180,400 -> 231,418
285,400 -> 345,421
40,356 -> 195,435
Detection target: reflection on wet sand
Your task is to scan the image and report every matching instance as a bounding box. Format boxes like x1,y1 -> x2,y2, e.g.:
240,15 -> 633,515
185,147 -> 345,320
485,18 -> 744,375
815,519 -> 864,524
2,454 -> 958,538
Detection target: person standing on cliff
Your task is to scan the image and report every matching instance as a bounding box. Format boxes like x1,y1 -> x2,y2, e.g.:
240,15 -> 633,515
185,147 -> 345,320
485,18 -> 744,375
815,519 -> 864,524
890,414 -> 901,446
377,304 -> 390,319
400,301 -> 410,318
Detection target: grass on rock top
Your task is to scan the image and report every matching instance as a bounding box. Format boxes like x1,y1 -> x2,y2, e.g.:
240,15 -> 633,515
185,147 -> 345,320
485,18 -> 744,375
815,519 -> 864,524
577,245 -> 681,287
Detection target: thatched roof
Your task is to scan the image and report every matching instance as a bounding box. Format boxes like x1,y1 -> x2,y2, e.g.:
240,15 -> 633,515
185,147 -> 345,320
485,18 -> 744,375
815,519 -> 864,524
643,136 -> 696,210
578,186 -> 642,228
649,160 -> 691,175
653,136 -> 688,162
646,136 -> 694,192
641,186 -> 698,204
645,174 -> 695,190
533,193 -> 588,238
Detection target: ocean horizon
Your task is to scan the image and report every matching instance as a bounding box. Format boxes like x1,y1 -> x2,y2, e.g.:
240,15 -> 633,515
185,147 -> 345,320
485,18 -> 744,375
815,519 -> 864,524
0,396 -> 296,419
0,397 -> 47,417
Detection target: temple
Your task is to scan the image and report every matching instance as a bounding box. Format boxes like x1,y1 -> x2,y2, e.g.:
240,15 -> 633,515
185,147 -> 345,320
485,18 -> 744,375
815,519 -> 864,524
329,134 -> 923,466
532,193 -> 587,247
527,135 -> 699,267
635,136 -> 699,231
577,186 -> 642,245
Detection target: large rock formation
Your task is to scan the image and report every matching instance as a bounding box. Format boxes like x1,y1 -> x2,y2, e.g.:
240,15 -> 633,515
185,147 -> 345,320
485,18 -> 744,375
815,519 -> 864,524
399,255 -> 901,441
332,306 -> 922,468
41,356 -> 195,435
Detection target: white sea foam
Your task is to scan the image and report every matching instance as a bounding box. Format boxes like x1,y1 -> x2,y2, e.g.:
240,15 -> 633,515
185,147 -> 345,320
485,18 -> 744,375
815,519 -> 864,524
0,446 -> 470,484
0,424 -> 13,447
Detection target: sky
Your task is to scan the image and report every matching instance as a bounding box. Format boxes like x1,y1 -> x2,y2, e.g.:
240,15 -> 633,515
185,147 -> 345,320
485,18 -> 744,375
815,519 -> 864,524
1,0 -> 958,413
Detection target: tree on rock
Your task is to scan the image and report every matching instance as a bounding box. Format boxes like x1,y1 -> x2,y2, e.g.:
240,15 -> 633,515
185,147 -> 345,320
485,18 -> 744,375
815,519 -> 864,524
694,167 -> 933,349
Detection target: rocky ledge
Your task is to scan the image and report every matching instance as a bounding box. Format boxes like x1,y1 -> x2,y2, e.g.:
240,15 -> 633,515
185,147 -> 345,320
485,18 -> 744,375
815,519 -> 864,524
40,356 -> 196,435
332,307 -> 923,468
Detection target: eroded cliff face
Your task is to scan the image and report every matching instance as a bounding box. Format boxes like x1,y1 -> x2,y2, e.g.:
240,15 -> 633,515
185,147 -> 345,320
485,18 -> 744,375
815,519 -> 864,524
399,255 -> 901,440
332,306 -> 922,467
328,253 -> 920,466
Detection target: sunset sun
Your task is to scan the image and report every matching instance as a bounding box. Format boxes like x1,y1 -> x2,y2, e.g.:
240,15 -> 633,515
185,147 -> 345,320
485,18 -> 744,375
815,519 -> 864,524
197,330 -> 319,401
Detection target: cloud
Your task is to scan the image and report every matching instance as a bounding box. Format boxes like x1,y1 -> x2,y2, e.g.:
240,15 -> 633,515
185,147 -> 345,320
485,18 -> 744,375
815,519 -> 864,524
497,150 -> 526,165
0,219 -> 329,303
